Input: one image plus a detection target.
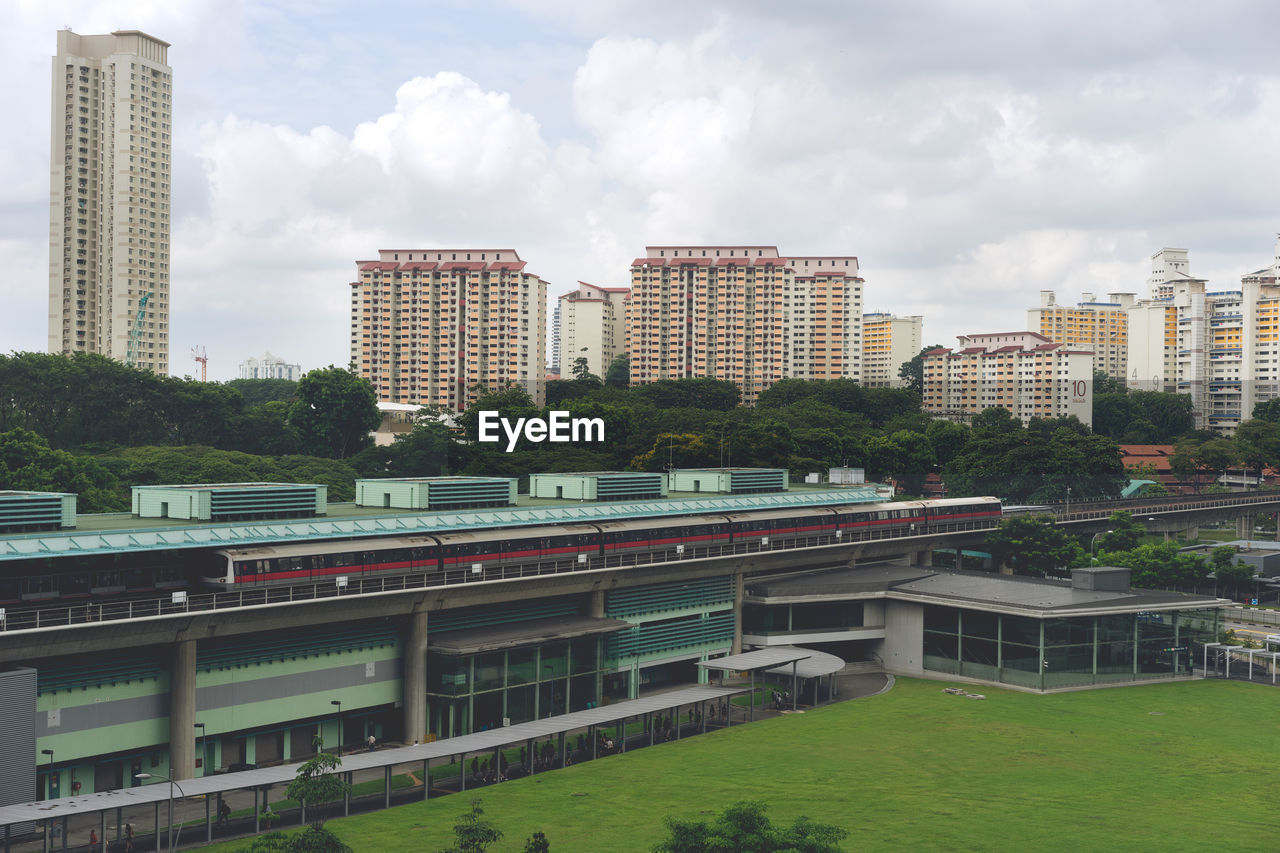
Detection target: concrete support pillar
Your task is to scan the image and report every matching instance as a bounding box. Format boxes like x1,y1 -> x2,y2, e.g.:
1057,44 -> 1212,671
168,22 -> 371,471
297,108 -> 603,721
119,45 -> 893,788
169,638 -> 197,780
403,609 -> 428,746
731,573 -> 745,655
589,590 -> 605,619
1183,525 -> 1199,541
1236,515 -> 1254,540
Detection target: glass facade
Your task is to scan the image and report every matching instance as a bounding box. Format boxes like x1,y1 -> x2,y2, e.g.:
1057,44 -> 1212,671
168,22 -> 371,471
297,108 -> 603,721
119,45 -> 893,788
742,601 -> 865,634
922,605 -> 1220,690
426,638 -> 603,739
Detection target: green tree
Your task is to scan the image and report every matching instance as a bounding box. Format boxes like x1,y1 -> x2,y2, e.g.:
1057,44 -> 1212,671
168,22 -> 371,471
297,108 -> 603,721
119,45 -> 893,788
523,832 -> 550,853
1209,545 -> 1255,599
1253,398 -> 1280,423
654,801 -> 847,853
604,354 -> 630,388
226,378 -> 299,408
569,356 -> 598,384
943,412 -> 1124,502
1196,438 -> 1237,488
1093,369 -> 1127,395
985,516 -> 1082,577
0,427 -> 124,512
284,746 -> 350,830
1094,511 -> 1146,553
288,367 -> 379,459
634,378 -> 740,412
438,799 -> 503,853
1098,540 -> 1208,588
898,345 -> 944,396
1169,439 -> 1203,493
631,433 -> 718,471
1234,419 -> 1280,479
457,386 -> 539,443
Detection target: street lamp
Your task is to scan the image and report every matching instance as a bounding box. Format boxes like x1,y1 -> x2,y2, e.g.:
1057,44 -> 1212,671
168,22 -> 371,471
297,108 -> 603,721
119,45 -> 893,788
194,723 -> 206,777
331,700 -> 343,754
1090,530 -> 1113,566
134,772 -> 185,853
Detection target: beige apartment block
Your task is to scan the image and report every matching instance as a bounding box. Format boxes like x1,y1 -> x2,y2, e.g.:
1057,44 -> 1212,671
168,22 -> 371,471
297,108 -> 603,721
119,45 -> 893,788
626,246 -> 862,403
1028,291 -> 1134,381
48,29 -> 172,374
923,331 -> 1094,426
556,281 -> 628,379
350,249 -> 548,411
1127,237 -> 1280,434
862,312 -> 922,387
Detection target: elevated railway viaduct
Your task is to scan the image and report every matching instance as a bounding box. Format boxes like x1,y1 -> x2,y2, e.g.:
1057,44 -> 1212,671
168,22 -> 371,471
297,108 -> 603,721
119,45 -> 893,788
0,491 -> 1273,799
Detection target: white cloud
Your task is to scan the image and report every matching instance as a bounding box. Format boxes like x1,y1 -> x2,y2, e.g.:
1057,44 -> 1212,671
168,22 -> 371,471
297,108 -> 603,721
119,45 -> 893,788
4,1 -> 1280,382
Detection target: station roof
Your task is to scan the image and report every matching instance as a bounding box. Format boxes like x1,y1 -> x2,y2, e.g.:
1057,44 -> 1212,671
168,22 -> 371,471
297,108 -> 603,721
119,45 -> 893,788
0,684 -> 740,828
0,485 -> 886,562
745,563 -> 1224,617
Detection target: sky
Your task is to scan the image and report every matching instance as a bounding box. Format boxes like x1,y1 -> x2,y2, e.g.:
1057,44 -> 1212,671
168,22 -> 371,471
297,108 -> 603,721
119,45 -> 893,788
4,0 -> 1279,382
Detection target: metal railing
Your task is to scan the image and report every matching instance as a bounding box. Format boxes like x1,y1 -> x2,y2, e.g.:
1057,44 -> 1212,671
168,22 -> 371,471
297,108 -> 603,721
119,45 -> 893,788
0,521 -> 994,634
1223,607 -> 1280,628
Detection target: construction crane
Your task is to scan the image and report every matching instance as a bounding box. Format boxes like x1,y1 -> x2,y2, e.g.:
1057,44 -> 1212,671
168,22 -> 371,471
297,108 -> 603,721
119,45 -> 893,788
125,292 -> 152,368
191,346 -> 208,382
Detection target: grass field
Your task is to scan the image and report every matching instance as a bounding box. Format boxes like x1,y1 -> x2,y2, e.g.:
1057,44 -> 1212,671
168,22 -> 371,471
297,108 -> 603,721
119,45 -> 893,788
205,677 -> 1279,852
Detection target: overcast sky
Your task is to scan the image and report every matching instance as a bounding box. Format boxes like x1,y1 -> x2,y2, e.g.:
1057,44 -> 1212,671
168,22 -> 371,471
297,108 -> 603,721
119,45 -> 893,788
4,0 -> 1279,381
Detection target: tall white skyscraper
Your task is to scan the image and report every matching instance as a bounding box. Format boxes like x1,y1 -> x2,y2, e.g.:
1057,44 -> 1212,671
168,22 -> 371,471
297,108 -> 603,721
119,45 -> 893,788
49,29 -> 172,374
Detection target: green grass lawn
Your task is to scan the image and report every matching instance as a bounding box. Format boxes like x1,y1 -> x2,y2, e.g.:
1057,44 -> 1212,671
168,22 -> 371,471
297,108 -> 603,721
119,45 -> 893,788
203,677 -> 1279,852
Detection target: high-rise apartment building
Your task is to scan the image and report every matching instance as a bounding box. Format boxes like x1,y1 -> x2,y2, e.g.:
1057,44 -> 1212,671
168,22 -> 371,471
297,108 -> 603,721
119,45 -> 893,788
1128,237 -> 1280,433
1027,291 -> 1134,381
626,246 -> 862,403
239,352 -> 302,381
1147,248 -> 1195,300
350,249 -> 548,411
922,332 -> 1094,426
862,312 -> 922,387
556,282 -> 628,380
48,29 -> 172,374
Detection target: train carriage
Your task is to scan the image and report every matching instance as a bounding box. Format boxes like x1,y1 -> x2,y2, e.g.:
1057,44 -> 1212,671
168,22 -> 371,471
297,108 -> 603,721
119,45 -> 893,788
596,515 -> 733,559
722,507 -> 839,547
832,501 -> 929,538
202,535 -> 442,589
921,497 -> 1002,530
435,524 -> 600,572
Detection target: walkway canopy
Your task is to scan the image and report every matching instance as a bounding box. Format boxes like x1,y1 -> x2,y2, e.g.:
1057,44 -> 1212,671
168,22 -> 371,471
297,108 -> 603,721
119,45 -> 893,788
0,685 -> 740,847
698,646 -> 845,715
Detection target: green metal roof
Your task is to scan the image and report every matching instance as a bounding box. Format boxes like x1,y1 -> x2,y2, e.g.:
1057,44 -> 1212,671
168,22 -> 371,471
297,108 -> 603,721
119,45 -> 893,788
0,485 -> 887,562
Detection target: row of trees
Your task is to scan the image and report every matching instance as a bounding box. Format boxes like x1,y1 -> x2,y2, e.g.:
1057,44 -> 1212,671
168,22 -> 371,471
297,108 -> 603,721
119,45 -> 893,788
0,353 -> 379,459
985,511 -> 1257,596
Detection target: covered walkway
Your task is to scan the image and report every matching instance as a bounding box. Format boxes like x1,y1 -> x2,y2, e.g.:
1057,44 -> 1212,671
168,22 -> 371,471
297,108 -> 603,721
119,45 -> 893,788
0,685 -> 742,852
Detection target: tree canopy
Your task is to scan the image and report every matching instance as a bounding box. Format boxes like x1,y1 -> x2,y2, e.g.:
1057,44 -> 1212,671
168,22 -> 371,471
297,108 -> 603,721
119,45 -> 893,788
985,516 -> 1082,577
943,410 -> 1126,502
653,801 -> 848,853
288,366 -> 380,459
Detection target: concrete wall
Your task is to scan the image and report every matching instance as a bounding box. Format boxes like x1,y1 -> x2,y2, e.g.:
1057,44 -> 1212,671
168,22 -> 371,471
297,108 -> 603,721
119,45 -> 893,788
878,600 -> 924,674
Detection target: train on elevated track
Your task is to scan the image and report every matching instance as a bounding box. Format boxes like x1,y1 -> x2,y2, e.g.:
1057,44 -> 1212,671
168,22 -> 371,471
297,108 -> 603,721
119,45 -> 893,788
0,497 -> 1002,604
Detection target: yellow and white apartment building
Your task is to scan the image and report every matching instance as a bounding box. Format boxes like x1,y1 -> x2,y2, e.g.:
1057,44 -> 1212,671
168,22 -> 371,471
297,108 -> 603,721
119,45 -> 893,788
1027,291 -> 1133,381
862,312 -> 922,387
626,246 -> 862,403
350,249 -> 548,411
1126,238 -> 1280,434
922,332 -> 1094,426
48,29 -> 172,374
556,282 -> 628,379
